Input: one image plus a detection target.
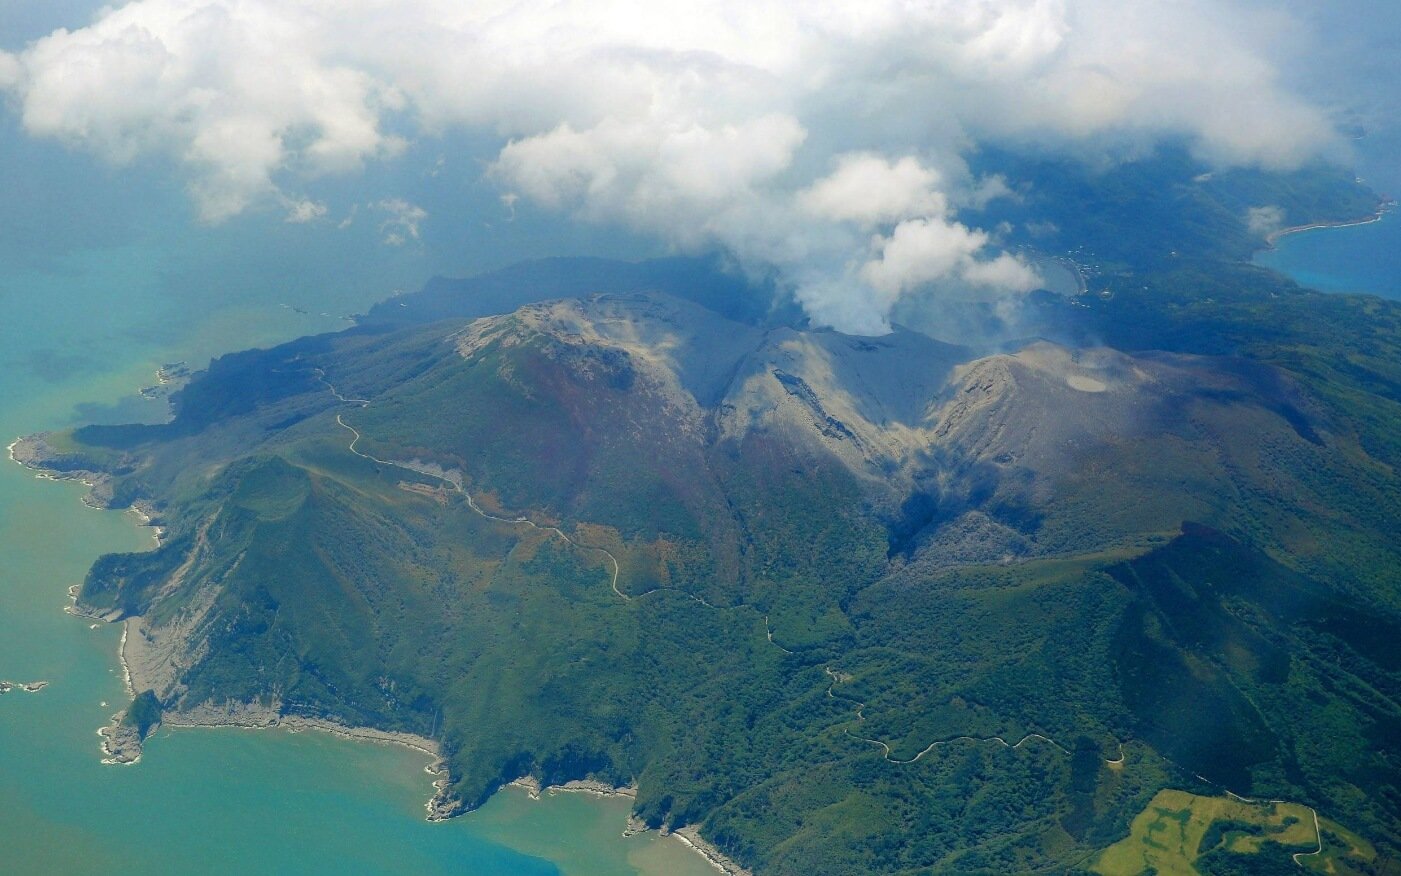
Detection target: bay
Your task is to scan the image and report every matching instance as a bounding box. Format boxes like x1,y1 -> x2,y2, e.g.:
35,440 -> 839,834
1256,210 -> 1401,300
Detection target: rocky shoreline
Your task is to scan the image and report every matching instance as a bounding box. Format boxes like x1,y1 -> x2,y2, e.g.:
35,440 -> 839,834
0,680 -> 48,695
506,775 -> 752,875
507,775 -> 640,801
87,581 -> 455,812
670,825 -> 754,876
139,361 -> 191,402
98,711 -> 150,765
15,412 -> 750,875
8,434 -> 116,508
118,697 -> 459,819
9,434 -> 162,541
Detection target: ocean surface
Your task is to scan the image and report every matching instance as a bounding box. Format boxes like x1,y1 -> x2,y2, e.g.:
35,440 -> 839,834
0,196 -> 708,876
1256,211 -> 1401,300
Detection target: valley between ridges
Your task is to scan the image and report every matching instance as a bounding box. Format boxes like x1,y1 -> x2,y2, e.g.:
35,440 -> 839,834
325,374 -> 1130,771
327,370 -> 1330,873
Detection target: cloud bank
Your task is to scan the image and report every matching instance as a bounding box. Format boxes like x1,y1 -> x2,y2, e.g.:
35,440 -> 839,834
0,0 -> 1341,333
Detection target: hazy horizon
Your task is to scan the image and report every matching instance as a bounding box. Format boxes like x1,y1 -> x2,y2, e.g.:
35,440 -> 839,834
3,0 -> 1398,335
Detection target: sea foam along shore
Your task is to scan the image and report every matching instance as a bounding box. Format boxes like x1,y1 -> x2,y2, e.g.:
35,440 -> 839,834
8,434 -> 112,508
670,826 -> 754,876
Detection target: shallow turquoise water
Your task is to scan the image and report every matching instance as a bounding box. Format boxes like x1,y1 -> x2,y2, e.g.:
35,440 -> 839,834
0,202 -> 710,876
1256,211 -> 1401,300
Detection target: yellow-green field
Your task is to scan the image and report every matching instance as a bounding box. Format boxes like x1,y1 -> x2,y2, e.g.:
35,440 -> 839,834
1092,789 -> 1318,876
1307,817 -> 1378,875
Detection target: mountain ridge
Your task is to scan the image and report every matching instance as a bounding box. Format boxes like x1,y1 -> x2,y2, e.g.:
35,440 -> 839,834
14,155 -> 1401,874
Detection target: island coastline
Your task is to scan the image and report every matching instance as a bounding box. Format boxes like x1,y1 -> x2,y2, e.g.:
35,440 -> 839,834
506,777 -> 752,875
17,428 -> 749,874
1264,200 -> 1396,246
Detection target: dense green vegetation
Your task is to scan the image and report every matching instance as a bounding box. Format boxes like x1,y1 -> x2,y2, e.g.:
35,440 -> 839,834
978,142 -> 1380,271
122,690 -> 164,740
38,154 -> 1401,874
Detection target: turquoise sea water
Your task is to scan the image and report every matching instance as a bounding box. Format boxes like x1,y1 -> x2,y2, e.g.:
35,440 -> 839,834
0,187 -> 709,876
1256,211 -> 1401,300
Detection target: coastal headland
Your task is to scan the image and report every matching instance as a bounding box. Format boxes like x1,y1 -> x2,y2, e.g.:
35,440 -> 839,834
12,427 -> 753,876
1264,199 -> 1396,246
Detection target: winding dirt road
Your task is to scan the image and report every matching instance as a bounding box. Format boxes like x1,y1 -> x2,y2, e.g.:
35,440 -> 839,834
332,408 -> 627,599
321,371 -> 785,616
822,667 -> 1100,765
323,373 -> 1129,774
1218,787 -> 1324,867
322,373 -> 1337,868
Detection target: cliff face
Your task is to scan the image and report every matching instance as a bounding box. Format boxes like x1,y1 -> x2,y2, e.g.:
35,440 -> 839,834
18,267 -> 1401,874
99,690 -> 162,765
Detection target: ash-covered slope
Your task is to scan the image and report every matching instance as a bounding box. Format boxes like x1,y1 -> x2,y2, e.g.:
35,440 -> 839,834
18,268 -> 1401,874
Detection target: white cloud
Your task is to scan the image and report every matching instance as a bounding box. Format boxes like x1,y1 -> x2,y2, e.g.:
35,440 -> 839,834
860,218 -> 1039,303
377,198 -> 426,246
0,51 -> 19,89
962,252 -> 1043,291
493,114 -> 806,233
966,175 -> 1017,210
799,155 -> 947,227
0,0 -> 1344,332
1246,205 -> 1286,238
500,192 -> 519,220
862,220 -> 990,300
283,198 -> 328,224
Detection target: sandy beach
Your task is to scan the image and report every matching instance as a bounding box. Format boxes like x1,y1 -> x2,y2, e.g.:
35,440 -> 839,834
670,826 -> 754,876
1265,201 -> 1394,246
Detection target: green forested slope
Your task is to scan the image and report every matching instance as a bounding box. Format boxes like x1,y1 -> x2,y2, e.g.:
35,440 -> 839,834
26,155 -> 1401,875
